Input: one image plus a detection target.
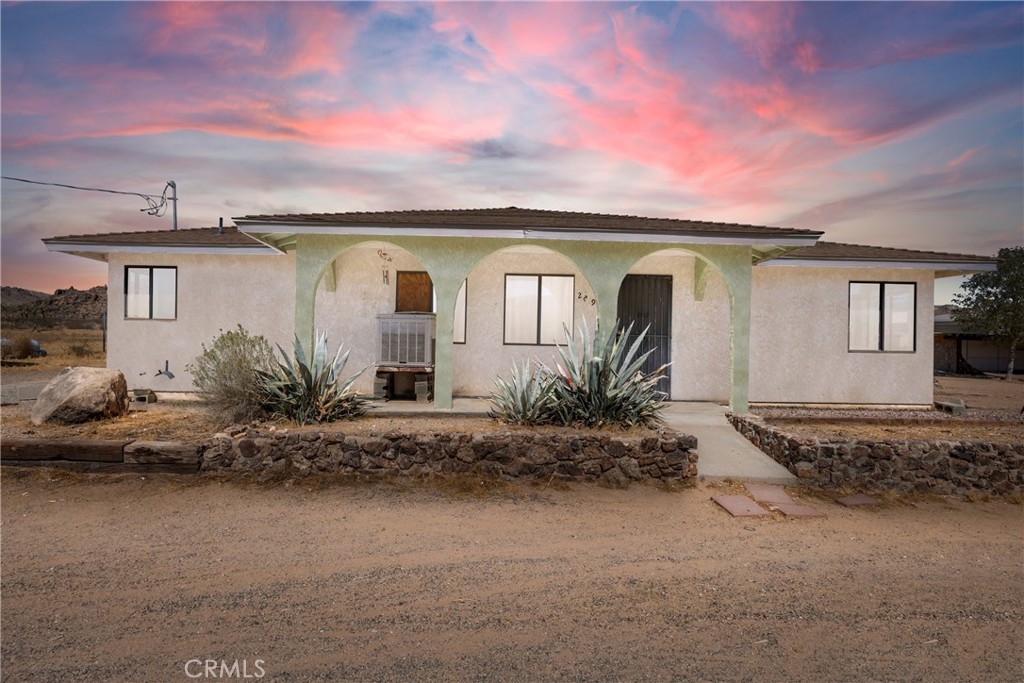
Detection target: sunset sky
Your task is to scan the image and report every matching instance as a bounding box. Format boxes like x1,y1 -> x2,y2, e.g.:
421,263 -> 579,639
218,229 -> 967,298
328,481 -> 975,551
2,1 -> 1021,302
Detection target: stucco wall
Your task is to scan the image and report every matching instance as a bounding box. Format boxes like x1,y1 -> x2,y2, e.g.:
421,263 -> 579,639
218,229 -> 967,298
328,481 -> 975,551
749,266 -> 935,405
626,253 -> 731,402
314,245 -> 731,400
452,247 -> 600,396
314,243 -> 430,395
311,245 -> 600,396
106,252 -> 296,392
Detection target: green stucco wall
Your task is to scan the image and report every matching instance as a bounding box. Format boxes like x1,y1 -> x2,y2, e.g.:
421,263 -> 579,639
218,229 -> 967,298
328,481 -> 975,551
294,235 -> 752,412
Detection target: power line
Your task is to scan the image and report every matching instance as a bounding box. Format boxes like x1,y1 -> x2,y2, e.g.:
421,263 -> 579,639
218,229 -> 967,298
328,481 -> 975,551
1,175 -> 175,220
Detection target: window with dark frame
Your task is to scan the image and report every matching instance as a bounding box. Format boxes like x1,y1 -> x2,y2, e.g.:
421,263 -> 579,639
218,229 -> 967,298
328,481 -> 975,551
504,274 -> 574,345
848,281 -> 916,352
125,266 -> 177,320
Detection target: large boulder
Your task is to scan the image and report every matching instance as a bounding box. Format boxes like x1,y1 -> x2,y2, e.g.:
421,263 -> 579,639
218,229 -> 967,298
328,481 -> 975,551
30,367 -> 130,425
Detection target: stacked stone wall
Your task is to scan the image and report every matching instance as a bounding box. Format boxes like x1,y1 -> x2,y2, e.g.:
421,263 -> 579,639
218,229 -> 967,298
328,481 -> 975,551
729,415 -> 1023,495
200,427 -> 699,486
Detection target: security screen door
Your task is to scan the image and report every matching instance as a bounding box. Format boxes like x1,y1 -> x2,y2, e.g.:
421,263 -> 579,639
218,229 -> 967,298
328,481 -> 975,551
617,275 -> 672,396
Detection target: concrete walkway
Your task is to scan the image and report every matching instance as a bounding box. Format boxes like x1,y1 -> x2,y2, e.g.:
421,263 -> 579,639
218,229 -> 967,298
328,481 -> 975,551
369,398 -> 797,485
660,402 -> 796,485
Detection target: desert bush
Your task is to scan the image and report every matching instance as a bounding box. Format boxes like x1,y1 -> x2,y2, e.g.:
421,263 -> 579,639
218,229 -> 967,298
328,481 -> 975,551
490,321 -> 667,429
255,331 -> 366,425
69,342 -> 92,357
10,335 -> 34,359
187,325 -> 276,423
488,359 -> 557,425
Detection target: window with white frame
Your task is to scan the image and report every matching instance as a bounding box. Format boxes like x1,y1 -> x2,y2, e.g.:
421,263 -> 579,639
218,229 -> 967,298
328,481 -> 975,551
848,282 -> 915,352
125,266 -> 177,319
504,274 -> 574,345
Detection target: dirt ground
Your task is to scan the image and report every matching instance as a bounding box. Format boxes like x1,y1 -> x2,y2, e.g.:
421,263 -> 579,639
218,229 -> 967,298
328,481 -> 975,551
1,472 -> 1020,682
771,418 -> 1023,443
935,375 -> 1024,413
2,384 -> 1020,445
758,375 -> 1023,443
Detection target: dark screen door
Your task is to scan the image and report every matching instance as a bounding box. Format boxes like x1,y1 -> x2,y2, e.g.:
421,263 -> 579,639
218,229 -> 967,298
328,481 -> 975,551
617,275 -> 672,396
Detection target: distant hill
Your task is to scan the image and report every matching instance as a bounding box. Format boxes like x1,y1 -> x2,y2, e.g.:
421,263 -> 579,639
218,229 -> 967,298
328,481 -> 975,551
1,286 -> 50,308
1,285 -> 107,323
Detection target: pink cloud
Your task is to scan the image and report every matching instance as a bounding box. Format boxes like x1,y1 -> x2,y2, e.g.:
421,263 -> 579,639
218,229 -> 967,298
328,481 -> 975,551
140,2 -> 354,78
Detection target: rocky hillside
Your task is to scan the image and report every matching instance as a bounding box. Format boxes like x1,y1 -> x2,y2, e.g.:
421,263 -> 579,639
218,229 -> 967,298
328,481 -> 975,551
2,285 -> 107,323
1,286 -> 49,308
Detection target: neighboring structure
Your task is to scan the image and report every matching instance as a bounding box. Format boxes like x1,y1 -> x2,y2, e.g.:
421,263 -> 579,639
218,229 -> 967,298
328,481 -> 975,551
934,305 -> 1017,375
43,208 -> 996,411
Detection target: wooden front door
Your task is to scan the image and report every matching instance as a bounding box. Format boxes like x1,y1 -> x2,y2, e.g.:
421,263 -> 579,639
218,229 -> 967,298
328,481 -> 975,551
396,271 -> 434,312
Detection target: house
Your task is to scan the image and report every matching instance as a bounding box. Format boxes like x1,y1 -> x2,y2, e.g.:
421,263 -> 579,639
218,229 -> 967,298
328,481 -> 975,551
42,208 -> 996,412
934,305 -> 1017,375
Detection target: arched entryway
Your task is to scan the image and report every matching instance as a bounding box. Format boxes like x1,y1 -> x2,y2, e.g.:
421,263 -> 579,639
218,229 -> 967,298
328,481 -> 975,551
313,241 -> 434,399
453,244 -> 598,397
623,250 -> 732,402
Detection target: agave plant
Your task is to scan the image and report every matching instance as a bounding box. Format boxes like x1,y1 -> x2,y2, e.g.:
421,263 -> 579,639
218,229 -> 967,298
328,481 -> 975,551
488,358 -> 558,425
255,331 -> 366,425
547,320 -> 668,429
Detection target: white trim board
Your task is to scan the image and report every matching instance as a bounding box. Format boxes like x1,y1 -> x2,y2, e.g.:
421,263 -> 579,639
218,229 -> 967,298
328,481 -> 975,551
759,258 -> 995,271
43,243 -> 282,256
235,222 -> 821,247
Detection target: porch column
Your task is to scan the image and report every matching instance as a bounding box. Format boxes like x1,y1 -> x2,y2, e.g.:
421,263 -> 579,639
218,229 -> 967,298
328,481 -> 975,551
723,254 -> 753,414
430,277 -> 462,410
293,235 -> 343,357
294,246 -> 324,356
590,278 -> 624,339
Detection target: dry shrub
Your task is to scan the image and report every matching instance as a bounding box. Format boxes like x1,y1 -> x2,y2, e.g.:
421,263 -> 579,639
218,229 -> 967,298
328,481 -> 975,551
9,336 -> 34,359
70,343 -> 93,357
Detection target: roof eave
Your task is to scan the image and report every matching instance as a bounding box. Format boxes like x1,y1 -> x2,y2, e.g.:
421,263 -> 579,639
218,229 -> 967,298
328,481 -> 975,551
235,221 -> 823,247
42,241 -> 282,256
759,258 -> 997,273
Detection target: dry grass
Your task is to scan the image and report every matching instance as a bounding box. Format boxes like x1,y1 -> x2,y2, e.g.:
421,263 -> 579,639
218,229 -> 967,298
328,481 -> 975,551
0,401 -> 220,442
772,420 -> 1023,443
0,327 -> 105,371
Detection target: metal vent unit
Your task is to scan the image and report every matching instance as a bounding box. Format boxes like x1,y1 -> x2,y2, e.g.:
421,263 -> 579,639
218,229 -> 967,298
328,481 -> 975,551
376,313 -> 436,366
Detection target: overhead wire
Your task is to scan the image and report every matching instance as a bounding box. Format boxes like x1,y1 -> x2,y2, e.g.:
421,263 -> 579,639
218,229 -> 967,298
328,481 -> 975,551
1,175 -> 173,216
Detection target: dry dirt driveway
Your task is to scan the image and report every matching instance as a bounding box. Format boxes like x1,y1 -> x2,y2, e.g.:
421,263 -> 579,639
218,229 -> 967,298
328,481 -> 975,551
1,473 -> 1021,682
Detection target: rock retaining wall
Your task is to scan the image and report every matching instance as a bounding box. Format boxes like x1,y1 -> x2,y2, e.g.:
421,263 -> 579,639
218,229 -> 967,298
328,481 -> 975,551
200,427 -> 699,486
729,415 -> 1023,495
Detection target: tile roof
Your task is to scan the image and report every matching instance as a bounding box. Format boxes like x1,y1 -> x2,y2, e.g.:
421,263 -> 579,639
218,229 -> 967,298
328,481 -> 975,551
234,207 -> 822,238
43,225 -> 270,248
775,241 -> 995,263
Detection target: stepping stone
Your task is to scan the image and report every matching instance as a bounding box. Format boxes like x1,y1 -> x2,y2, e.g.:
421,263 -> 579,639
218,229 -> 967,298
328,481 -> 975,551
713,495 -> 771,517
744,483 -> 795,505
836,493 -> 880,508
773,502 -> 824,518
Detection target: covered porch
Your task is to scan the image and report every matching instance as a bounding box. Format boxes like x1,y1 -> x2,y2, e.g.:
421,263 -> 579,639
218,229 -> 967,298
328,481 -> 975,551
234,208 -> 823,414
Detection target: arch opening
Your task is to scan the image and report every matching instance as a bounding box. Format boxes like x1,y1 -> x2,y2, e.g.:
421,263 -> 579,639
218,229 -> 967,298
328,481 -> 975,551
452,244 -> 599,398
314,241 -> 435,400
624,249 -> 735,402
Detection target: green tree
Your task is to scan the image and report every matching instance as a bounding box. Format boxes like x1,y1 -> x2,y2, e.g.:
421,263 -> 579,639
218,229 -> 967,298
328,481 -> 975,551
952,246 -> 1024,379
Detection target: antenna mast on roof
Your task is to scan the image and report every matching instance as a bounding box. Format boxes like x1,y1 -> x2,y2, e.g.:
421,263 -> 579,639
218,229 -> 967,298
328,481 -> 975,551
168,180 -> 177,230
